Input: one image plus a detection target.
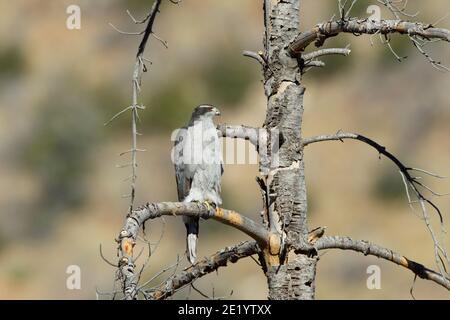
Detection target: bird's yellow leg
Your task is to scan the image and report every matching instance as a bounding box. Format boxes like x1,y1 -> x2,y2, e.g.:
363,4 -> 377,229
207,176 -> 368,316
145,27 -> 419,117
202,201 -> 212,212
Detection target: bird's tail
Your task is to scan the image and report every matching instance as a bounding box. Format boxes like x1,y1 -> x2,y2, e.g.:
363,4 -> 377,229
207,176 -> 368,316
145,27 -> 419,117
184,217 -> 199,264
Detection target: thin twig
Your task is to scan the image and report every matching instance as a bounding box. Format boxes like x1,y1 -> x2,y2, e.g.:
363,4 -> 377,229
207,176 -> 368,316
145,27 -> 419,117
243,50 -> 266,67
302,47 -> 351,61
99,244 -> 117,267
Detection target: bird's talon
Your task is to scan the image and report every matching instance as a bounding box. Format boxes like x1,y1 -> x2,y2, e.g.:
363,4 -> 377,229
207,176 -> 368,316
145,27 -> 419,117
203,201 -> 213,212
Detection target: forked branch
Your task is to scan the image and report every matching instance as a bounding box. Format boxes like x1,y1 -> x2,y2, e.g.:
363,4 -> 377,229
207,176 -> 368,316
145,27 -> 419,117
303,132 -> 450,277
117,202 -> 270,299
289,19 -> 450,54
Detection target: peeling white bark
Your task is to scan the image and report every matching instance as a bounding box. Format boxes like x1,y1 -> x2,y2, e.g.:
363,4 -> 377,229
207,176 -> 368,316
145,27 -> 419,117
263,0 -> 317,300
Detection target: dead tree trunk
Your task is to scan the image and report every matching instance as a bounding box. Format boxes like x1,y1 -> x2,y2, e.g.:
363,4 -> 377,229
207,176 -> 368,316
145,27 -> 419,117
262,0 -> 317,300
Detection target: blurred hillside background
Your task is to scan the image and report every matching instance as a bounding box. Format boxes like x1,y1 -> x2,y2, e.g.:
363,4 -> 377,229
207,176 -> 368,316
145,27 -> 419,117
0,0 -> 449,299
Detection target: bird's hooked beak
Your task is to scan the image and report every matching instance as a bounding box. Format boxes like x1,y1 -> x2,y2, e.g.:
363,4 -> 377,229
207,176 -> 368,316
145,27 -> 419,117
213,107 -> 221,116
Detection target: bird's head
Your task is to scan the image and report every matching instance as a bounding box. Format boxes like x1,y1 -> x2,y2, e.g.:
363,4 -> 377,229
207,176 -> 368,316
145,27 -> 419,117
191,105 -> 221,120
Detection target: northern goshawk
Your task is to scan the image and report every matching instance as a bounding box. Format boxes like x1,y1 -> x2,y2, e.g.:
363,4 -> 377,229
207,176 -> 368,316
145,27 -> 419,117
173,105 -> 223,264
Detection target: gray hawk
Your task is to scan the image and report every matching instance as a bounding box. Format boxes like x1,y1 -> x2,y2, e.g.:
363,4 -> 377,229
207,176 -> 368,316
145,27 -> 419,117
173,105 -> 223,264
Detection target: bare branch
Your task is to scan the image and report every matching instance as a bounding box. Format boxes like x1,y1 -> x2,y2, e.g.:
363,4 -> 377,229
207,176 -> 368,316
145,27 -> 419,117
303,132 -> 450,276
136,0 -> 163,57
377,0 -> 420,19
217,124 -> 260,147
303,132 -> 357,145
99,244 -> 117,267
304,60 -> 326,68
302,47 -> 351,61
145,241 -> 259,300
104,106 -> 132,126
116,202 -> 271,299
291,12 -> 450,71
316,236 -> 450,291
126,9 -> 151,24
108,23 -> 144,35
129,202 -> 270,245
217,124 -> 273,174
410,167 -> 446,179
243,50 -> 266,68
289,19 -> 450,55
137,255 -> 181,290
409,35 -> 450,72
151,33 -> 169,49
308,226 -> 327,244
